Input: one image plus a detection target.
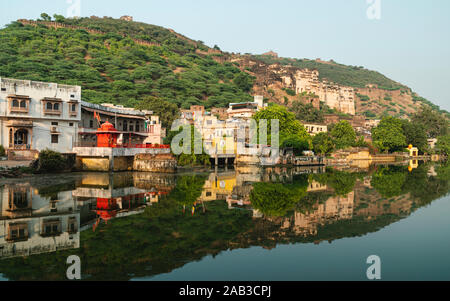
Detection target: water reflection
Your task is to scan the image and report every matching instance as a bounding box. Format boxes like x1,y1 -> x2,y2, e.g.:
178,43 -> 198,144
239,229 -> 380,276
0,162 -> 448,280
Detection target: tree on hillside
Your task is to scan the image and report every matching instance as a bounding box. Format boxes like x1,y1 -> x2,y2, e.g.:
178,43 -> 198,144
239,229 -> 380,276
312,132 -> 335,155
252,104 -> 310,145
290,101 -> 324,123
372,117 -> 406,153
135,96 -> 179,129
412,106 -> 449,138
40,13 -> 51,21
330,121 -> 356,149
233,73 -> 254,92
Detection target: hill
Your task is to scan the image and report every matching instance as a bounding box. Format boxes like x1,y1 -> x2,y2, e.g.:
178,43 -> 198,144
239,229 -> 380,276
0,15 -> 447,120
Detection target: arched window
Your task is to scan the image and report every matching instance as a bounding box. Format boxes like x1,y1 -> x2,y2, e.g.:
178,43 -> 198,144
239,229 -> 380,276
12,99 -> 19,107
46,102 -> 53,110
20,100 -> 27,108
53,103 -> 59,111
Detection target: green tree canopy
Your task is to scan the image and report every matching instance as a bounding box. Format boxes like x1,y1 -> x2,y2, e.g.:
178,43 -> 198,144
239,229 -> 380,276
372,117 -> 406,153
312,132 -> 335,155
412,106 -> 449,138
290,101 -> 324,123
401,119 -> 428,153
135,96 -> 179,129
252,104 -> 310,145
330,120 -> 356,149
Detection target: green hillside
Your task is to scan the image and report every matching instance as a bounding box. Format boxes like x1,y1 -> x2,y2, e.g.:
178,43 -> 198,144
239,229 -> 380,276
0,15 -> 447,118
0,16 -> 254,111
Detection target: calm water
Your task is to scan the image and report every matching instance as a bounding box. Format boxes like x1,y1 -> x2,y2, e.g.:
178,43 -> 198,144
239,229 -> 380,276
0,162 -> 449,281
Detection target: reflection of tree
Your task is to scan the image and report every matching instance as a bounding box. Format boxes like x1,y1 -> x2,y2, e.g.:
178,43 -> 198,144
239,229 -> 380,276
404,163 -> 450,206
371,167 -> 407,198
170,175 -> 206,206
311,170 -> 360,196
250,178 -> 308,217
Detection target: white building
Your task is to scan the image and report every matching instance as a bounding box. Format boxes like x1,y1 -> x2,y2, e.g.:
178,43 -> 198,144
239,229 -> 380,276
0,78 -> 81,159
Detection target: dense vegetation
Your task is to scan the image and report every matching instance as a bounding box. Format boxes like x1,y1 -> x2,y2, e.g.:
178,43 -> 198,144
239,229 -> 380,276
0,16 -> 254,111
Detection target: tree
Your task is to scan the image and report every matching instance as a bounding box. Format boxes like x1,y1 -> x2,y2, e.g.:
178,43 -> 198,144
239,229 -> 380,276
401,119 -> 428,153
330,121 -> 356,149
436,135 -> 450,156
53,14 -> 65,23
233,73 -> 254,92
412,106 -> 449,138
281,135 -> 310,156
40,13 -> 51,21
312,132 -> 334,155
290,101 -> 324,123
252,104 -> 310,145
135,96 -> 179,129
372,117 -> 406,153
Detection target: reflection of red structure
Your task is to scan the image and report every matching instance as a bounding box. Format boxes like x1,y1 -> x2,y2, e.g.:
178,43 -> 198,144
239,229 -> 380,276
95,198 -> 119,222
96,121 -> 119,147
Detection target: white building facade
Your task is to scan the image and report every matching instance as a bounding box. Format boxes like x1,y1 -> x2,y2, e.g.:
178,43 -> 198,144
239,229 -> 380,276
0,78 -> 81,159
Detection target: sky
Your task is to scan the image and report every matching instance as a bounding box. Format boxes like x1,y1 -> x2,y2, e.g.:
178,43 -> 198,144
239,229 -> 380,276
1,0 -> 449,111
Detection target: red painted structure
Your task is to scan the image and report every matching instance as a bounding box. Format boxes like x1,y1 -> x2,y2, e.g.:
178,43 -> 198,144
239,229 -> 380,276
96,121 -> 119,147
91,121 -> 170,148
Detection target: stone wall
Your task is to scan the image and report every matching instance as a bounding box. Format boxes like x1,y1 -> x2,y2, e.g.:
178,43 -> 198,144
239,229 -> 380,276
133,153 -> 177,173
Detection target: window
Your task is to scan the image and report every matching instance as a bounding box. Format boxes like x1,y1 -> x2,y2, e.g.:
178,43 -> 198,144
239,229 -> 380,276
43,99 -> 62,115
12,99 -> 19,107
42,219 -> 61,237
69,102 -> 78,116
90,120 -> 94,128
135,123 -> 140,132
51,122 -> 58,126
1,87 -> 6,91
7,223 -> 28,242
51,134 -> 59,144
69,123 -> 74,127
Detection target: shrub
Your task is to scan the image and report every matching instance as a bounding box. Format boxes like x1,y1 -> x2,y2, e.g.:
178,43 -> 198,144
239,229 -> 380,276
0,145 -> 5,157
36,149 -> 67,172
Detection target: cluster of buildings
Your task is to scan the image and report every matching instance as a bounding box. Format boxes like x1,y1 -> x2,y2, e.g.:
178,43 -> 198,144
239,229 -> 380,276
179,96 -> 268,161
0,78 -> 164,160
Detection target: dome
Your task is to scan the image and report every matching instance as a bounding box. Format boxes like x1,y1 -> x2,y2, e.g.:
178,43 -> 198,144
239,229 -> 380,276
98,121 -> 117,132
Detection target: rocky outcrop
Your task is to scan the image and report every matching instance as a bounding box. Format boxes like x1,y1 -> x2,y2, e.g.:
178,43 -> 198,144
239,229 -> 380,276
231,56 -> 356,115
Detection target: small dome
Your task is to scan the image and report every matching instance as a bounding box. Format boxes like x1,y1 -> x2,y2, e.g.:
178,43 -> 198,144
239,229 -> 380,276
98,121 -> 117,132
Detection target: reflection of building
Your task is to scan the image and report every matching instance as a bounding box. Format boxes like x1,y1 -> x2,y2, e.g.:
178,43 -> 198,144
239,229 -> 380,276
0,183 -> 80,259
0,78 -> 81,159
291,192 -> 354,236
199,172 -> 236,202
72,172 -> 175,228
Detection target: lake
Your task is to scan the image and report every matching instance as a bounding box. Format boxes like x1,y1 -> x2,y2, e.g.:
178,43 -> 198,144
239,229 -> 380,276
0,162 -> 449,281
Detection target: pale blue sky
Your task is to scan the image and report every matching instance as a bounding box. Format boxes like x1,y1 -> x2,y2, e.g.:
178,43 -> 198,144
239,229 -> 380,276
1,0 -> 449,111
